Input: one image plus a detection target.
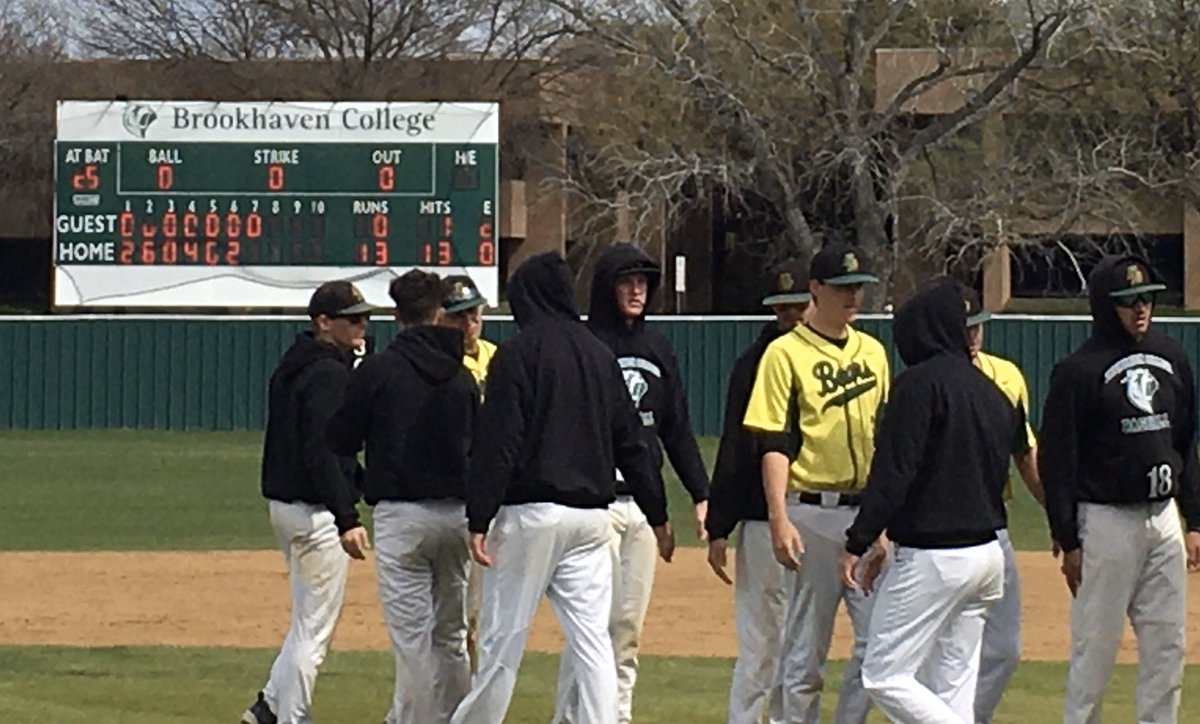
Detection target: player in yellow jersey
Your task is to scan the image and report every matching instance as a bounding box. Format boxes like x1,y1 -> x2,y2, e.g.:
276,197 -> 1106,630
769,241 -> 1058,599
744,244 -> 890,724
959,285 -> 1044,723
441,274 -> 497,671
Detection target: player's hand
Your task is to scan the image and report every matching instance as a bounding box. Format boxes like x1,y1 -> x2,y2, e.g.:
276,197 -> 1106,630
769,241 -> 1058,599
707,538 -> 732,585
1185,531 -> 1200,573
694,500 -> 709,542
1061,547 -> 1082,597
859,543 -> 889,595
470,533 -> 493,568
340,526 -> 370,560
653,524 -> 675,563
839,551 -> 860,590
769,517 -> 804,571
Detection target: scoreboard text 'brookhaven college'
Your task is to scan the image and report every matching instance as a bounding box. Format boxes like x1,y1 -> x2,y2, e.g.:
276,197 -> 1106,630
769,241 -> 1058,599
53,100 -> 499,310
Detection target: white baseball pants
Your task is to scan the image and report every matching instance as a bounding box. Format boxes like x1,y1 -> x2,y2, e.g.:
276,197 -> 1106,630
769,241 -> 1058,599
1063,500 -> 1186,724
973,528 -> 1020,723
261,501 -> 350,724
780,500 -> 874,724
728,520 -> 787,724
862,540 -> 1004,724
374,500 -> 471,724
450,503 -> 617,724
553,495 -> 657,724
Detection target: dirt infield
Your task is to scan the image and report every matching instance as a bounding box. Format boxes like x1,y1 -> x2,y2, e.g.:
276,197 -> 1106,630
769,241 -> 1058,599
2,549 -> 1199,663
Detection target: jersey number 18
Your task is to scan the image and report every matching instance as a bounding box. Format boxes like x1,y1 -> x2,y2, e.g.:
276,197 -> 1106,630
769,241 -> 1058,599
1147,463 -> 1173,498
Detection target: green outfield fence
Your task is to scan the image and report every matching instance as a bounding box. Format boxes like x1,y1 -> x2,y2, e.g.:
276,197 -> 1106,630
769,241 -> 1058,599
1,314 -> 1196,434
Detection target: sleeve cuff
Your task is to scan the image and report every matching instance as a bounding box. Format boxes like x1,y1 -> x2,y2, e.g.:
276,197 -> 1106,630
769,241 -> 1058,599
334,513 -> 361,535
845,528 -> 873,557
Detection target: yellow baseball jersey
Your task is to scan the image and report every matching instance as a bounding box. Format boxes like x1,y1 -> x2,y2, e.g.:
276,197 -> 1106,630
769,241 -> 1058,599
743,324 -> 890,493
463,338 -> 497,389
975,350 -> 1037,501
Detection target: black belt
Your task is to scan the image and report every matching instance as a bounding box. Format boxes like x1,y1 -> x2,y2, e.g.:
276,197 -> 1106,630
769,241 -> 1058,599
796,491 -> 862,507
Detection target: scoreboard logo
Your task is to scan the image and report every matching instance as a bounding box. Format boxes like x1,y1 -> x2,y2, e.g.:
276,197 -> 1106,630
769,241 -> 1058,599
122,103 -> 158,138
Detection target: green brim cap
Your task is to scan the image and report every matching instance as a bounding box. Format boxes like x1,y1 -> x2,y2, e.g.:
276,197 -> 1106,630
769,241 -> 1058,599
1109,283 -> 1167,297
336,301 -> 377,315
444,296 -> 488,313
762,292 -> 812,306
967,310 -> 992,326
821,273 -> 879,286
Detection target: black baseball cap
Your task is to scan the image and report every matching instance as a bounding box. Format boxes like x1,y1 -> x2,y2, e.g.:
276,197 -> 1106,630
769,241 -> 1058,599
762,259 -> 811,306
1106,259 -> 1166,298
962,285 -> 991,326
442,275 -> 488,313
810,244 -> 878,285
307,280 -> 375,318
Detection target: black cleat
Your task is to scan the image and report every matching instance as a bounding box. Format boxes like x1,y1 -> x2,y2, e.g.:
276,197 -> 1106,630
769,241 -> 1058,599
241,691 -> 277,724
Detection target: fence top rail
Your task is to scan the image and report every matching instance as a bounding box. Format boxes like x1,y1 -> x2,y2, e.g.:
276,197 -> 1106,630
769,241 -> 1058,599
1,313 -> 1197,324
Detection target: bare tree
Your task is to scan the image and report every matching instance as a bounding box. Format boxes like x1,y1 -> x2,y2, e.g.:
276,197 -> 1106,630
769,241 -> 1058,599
533,0 -> 1094,304
77,0 -> 301,59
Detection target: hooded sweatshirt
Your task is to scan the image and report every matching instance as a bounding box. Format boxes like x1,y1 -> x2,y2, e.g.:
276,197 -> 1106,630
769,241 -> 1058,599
845,279 -> 1027,555
261,332 -> 362,534
1039,255 -> 1200,552
587,244 -> 710,503
705,322 -> 790,540
326,325 -> 479,504
466,252 -> 668,533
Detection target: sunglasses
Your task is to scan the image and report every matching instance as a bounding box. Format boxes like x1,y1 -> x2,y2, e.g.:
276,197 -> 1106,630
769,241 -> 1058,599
334,313 -> 369,324
1114,292 -> 1156,308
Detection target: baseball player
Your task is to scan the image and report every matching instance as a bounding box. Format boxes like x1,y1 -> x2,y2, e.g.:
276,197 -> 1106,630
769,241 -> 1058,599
958,284 -> 1045,723
243,281 -> 373,724
1039,255 -> 1200,724
450,252 -> 674,724
440,274 -> 498,671
743,244 -> 889,723
705,259 -> 811,724
325,270 -> 480,723
555,242 -> 710,724
841,277 -> 1027,724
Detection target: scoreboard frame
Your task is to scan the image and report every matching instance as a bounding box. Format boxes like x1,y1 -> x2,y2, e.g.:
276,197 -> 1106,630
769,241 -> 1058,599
52,100 -> 500,312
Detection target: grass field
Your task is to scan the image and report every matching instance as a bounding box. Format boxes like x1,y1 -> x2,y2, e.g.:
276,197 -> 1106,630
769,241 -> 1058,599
0,429 -> 1187,722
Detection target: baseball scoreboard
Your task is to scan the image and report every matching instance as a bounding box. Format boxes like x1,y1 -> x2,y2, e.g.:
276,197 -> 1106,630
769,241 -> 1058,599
53,100 -> 499,309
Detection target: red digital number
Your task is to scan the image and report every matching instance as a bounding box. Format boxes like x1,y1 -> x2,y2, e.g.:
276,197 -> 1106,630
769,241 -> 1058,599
71,164 -> 100,191
119,211 -> 134,237
421,244 -> 432,264
157,164 -> 174,191
478,240 -> 495,266
268,164 -> 285,191
226,213 -> 241,238
120,240 -> 134,264
204,241 -> 219,265
374,240 -> 389,266
204,213 -> 220,238
141,221 -> 158,240
183,213 -> 198,238
372,213 -> 388,238
140,241 -> 156,264
438,240 -> 452,265
162,240 -> 178,264
378,165 -> 394,191
183,241 -> 199,262
358,243 -> 370,264
226,240 -> 240,266
246,213 -> 262,238
162,212 -> 177,238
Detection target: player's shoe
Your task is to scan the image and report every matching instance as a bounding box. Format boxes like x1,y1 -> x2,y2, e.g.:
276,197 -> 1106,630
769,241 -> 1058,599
241,691 -> 277,724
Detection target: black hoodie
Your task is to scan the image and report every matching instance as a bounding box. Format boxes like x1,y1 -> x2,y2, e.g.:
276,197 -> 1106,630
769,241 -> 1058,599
845,279 -> 1026,555
705,323 -> 789,540
587,244 -> 710,503
1039,255 -> 1200,552
326,325 -> 479,505
466,252 -> 667,533
261,332 -> 362,534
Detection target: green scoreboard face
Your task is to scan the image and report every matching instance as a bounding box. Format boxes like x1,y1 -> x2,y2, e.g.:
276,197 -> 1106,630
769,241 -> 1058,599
53,101 -> 499,309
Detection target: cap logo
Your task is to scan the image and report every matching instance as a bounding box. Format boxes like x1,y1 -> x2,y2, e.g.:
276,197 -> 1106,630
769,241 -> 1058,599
1127,264 -> 1145,286
778,272 -> 794,291
350,284 -> 364,302
965,299 -> 971,313
453,281 -> 466,298
843,253 -> 859,272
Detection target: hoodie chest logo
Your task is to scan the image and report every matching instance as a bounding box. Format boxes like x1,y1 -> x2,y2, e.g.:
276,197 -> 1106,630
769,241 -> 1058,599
618,356 -> 662,425
812,360 -> 877,411
1122,368 -> 1159,415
